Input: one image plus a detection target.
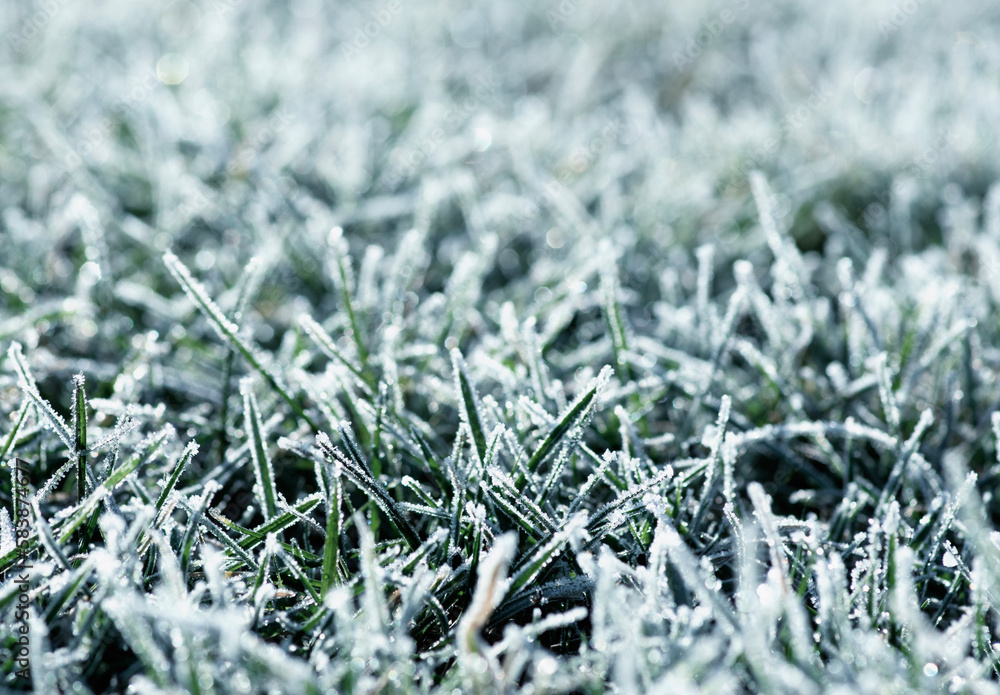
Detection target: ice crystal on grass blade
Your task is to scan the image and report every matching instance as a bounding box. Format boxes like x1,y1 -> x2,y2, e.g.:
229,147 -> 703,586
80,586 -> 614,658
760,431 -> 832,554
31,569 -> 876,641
0,508 -> 13,556
458,532 -> 517,658
9,342 -> 73,451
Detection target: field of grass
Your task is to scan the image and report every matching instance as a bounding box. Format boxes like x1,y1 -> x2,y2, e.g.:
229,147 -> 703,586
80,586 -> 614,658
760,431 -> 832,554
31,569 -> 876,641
3,0 -> 1000,692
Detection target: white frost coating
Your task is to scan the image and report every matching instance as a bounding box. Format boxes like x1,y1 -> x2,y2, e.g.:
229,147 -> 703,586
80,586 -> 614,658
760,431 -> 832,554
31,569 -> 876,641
164,250 -> 240,339
242,378 -> 278,520
695,243 -> 716,347
0,508 -> 13,556
486,466 -> 556,532
734,260 -> 786,352
510,511 -> 589,593
902,409 -> 934,456
658,522 -> 736,631
8,342 -> 73,451
165,250 -> 292,398
747,482 -> 789,594
457,532 -> 517,657
567,450 -> 619,517
874,352 -> 900,434
750,171 -> 805,302
451,347 -> 488,466
727,418 -> 898,452
9,4 -> 1000,688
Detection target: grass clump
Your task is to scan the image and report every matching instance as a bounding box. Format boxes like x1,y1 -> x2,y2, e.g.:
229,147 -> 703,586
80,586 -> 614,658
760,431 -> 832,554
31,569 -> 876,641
6,205 -> 1000,692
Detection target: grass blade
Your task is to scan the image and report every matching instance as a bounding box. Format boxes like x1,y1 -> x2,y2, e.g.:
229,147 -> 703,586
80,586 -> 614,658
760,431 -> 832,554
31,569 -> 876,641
163,250 -> 317,430
457,533 -> 517,657
601,266 -> 633,383
154,441 -> 199,514
507,512 -> 588,596
243,379 -> 279,521
587,466 -> 673,538
0,401 -> 30,463
237,494 -> 324,551
180,481 -> 220,580
516,366 -> 611,488
299,313 -> 372,391
320,459 -> 343,597
452,349 -> 488,466
328,227 -> 369,369
8,342 -> 73,451
316,433 -> 420,549
72,373 -> 88,503
103,426 -> 173,497
278,546 -> 322,606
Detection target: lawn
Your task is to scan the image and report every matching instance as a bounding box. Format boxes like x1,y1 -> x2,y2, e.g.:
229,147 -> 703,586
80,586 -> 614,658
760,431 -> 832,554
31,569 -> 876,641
3,0 -> 1000,692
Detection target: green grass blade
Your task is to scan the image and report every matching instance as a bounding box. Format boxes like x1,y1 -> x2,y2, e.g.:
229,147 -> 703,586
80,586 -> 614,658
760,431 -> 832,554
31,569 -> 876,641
747,482 -> 790,593
516,366 -> 611,488
409,426 -> 449,491
534,443 -> 571,508
163,250 -> 317,431
8,342 -> 73,451
452,349 -> 488,466
601,266 -> 633,383
316,433 -> 421,549
299,313 -> 372,391
587,466 -> 673,537
154,441 -> 199,514
566,450 -> 617,517
252,535 -> 278,604
0,400 -> 30,463
507,513 -> 587,596
72,373 -> 88,503
34,499 -> 72,569
136,439 -> 198,556
199,513 -> 260,571
242,379 -> 279,521
217,255 -> 267,464
42,556 -> 95,623
55,487 -> 110,545
278,547 -> 323,606
320,460 -> 343,597
9,455 -> 29,532
180,482 -> 219,581
104,426 -> 173,494
328,226 -> 369,368
236,494 -> 324,551
480,470 -> 552,539
0,536 -> 38,575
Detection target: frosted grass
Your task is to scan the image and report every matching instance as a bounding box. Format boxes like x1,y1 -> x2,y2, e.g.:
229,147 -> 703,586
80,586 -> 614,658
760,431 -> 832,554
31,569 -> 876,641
3,0 -> 1000,691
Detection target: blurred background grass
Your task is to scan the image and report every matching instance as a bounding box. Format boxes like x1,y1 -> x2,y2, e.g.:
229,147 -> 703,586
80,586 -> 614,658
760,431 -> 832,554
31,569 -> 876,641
2,0 -> 998,293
